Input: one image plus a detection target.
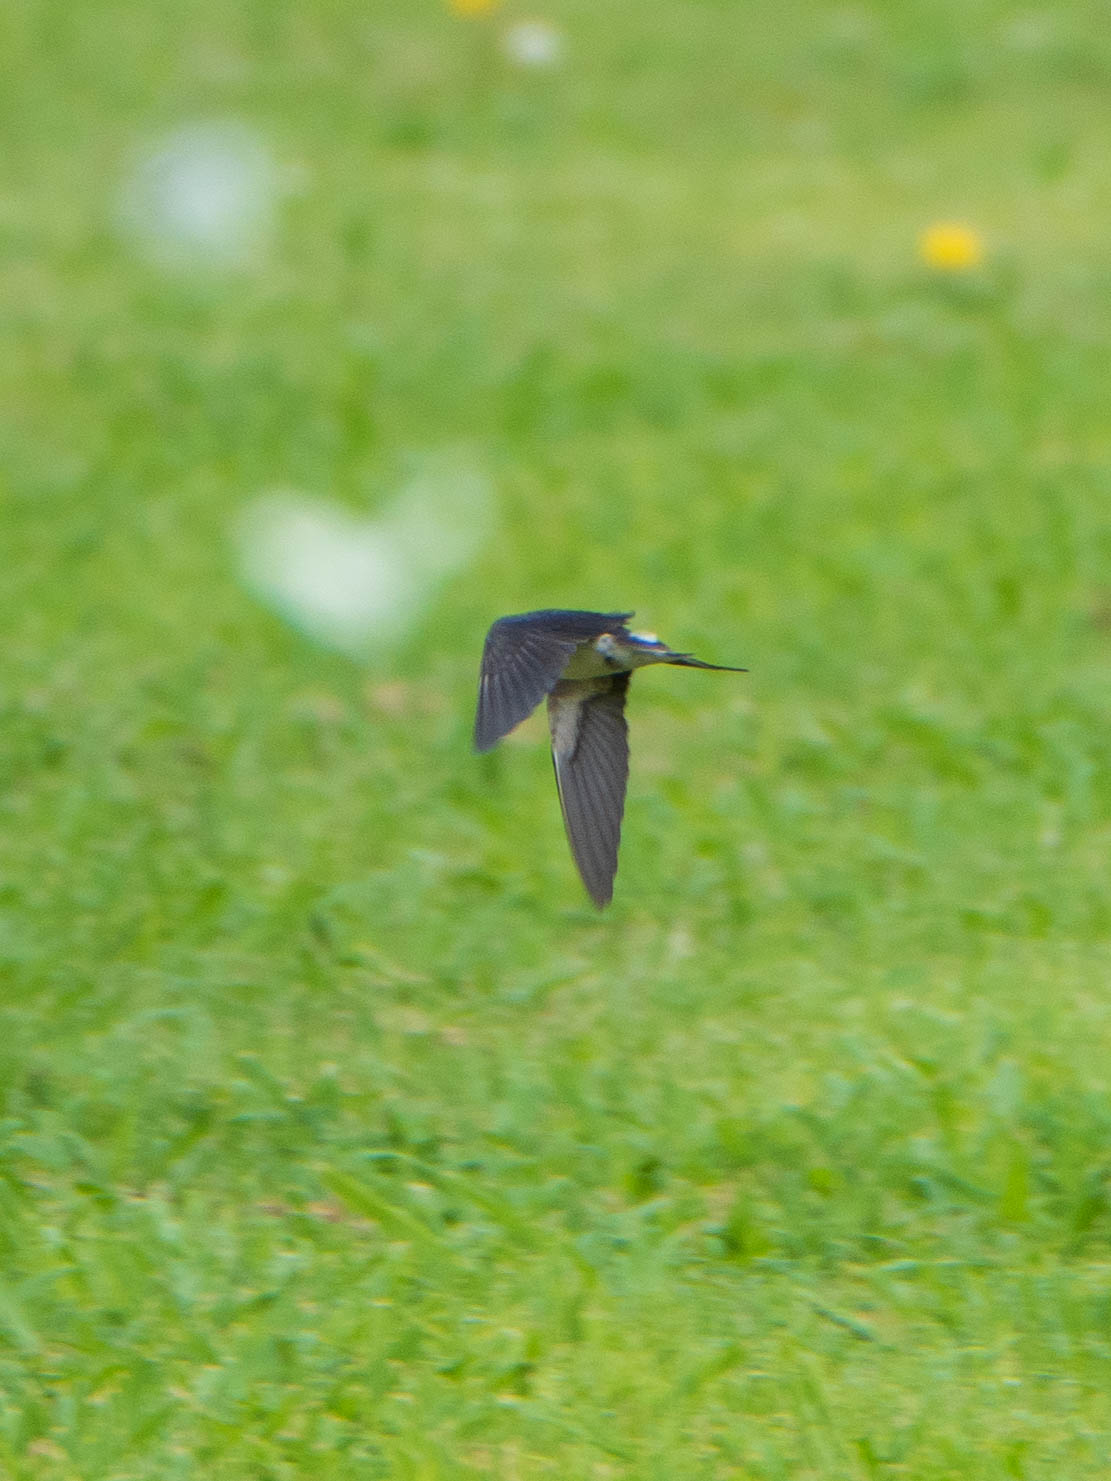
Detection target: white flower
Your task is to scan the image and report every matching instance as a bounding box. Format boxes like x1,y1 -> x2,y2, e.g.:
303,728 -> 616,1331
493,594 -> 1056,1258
236,462 -> 493,655
120,121 -> 278,268
502,20 -> 564,68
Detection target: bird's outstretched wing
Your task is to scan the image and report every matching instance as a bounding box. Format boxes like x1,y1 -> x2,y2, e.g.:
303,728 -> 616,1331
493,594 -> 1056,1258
474,610 -> 633,753
547,673 -> 631,908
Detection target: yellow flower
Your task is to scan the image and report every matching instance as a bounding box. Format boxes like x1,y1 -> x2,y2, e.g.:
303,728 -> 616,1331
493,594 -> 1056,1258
919,223 -> 985,272
448,0 -> 499,14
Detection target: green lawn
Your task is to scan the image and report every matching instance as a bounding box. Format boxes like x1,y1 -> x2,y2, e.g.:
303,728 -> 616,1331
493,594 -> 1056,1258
5,0 -> 1111,1475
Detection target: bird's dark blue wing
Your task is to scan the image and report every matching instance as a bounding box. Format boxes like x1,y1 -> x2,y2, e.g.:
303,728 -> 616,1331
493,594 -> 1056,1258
547,673 -> 630,908
474,610 -> 633,752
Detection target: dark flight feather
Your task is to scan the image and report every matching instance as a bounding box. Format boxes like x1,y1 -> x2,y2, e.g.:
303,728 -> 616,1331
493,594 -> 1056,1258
548,673 -> 631,908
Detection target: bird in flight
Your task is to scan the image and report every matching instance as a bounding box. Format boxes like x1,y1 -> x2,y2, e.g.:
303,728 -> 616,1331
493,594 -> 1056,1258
474,609 -> 745,908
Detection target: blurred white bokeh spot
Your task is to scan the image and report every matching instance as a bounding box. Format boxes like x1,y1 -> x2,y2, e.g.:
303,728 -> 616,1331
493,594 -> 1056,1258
382,464 -> 493,584
120,121 -> 278,268
238,495 -> 413,655
237,463 -> 493,656
502,20 -> 564,67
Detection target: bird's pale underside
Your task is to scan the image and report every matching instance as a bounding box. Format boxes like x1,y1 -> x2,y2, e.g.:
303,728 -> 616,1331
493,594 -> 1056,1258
475,609 -> 745,907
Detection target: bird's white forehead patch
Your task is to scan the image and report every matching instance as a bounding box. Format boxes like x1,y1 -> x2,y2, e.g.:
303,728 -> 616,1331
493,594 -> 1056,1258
628,630 -> 659,644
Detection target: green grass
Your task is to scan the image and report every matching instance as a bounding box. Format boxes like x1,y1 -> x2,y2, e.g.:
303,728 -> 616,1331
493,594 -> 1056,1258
5,0 -> 1111,1474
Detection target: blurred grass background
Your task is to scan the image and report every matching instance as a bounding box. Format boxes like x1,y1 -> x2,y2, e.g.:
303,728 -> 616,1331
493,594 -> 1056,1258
5,0 -> 1111,1475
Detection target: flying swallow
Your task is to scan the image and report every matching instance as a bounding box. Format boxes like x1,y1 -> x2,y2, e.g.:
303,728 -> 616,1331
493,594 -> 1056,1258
475,609 -> 745,907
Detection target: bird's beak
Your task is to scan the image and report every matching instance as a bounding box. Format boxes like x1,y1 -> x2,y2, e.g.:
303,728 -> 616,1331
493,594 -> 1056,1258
665,653 -> 747,672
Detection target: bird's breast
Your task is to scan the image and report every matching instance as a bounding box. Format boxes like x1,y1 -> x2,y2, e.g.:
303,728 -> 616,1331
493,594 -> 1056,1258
548,678 -> 611,752
560,640 -> 624,680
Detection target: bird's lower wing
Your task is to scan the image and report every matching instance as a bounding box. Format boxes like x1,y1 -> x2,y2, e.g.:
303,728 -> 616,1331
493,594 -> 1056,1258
548,673 -> 630,907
